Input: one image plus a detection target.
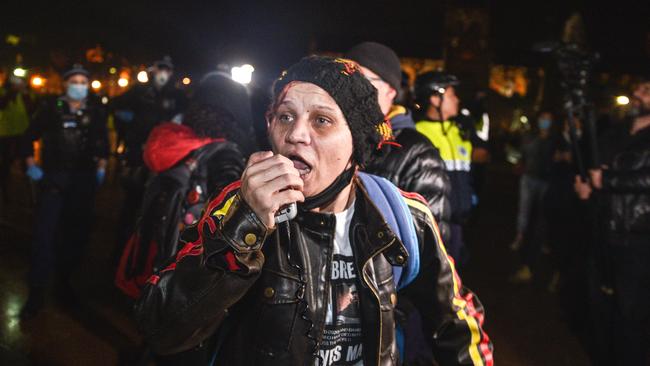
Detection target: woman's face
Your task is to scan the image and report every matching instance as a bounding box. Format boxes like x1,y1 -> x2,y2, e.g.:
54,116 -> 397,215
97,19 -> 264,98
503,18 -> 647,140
268,82 -> 354,198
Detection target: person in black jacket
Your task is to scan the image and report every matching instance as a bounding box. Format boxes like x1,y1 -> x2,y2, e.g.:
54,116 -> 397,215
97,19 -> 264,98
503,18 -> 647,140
142,72 -> 251,200
110,56 -> 189,262
135,56 -> 492,366
111,56 -> 188,168
121,72 -> 248,366
345,41 -> 452,244
574,80 -> 650,365
19,64 -> 109,319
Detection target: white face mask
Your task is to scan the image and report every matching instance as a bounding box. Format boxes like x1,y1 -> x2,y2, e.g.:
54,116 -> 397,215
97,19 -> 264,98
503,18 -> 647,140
154,71 -> 170,87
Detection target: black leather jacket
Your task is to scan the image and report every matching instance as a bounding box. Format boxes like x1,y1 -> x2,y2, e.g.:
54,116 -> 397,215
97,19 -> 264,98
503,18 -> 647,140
601,125 -> 650,237
135,176 -> 492,366
366,107 -> 452,244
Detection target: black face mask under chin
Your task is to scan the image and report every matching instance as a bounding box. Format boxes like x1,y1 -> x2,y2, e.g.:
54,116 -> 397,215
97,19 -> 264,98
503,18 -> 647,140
299,167 -> 355,211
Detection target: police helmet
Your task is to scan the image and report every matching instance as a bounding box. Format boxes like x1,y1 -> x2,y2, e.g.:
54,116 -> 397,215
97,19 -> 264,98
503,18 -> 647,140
414,70 -> 459,106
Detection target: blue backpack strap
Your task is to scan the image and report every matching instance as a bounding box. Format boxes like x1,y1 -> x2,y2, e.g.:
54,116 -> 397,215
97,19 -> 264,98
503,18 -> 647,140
357,172 -> 420,290
358,173 -> 403,284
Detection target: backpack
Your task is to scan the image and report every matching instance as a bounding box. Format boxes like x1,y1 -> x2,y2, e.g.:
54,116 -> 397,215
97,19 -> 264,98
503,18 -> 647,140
115,141 -> 228,299
358,172 -> 432,364
357,172 -> 420,290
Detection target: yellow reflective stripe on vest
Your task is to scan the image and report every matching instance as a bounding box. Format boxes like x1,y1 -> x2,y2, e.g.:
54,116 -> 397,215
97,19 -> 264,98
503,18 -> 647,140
415,120 -> 472,172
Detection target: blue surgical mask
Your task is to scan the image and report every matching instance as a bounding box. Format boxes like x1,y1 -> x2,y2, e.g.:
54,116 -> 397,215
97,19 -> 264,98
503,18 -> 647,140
67,84 -> 88,100
538,118 -> 552,130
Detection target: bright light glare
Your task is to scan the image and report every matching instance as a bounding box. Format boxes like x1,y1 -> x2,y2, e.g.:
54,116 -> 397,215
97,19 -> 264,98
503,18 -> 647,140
616,95 -> 630,106
231,64 -> 254,85
137,71 -> 149,83
520,116 -> 528,123
91,80 -> 102,89
31,76 -> 44,87
182,77 -> 191,85
118,78 -> 129,87
13,68 -> 27,78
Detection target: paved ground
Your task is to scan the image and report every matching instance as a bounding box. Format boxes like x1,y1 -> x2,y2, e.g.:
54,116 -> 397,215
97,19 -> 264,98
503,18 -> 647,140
0,162 -> 594,365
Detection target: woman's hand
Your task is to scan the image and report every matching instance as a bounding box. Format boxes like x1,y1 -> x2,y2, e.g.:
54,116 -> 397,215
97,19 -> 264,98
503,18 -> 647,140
240,151 -> 304,229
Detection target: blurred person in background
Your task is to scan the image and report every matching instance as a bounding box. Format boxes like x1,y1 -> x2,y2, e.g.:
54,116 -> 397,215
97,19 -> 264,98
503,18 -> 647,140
414,71 -> 473,263
345,42 -> 453,365
345,41 -> 452,245
509,111 -> 556,283
0,69 -> 34,205
575,80 -> 650,366
18,64 -> 109,319
110,56 -> 188,261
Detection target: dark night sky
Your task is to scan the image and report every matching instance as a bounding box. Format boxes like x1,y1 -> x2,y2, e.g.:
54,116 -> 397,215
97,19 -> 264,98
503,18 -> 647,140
3,1 -> 649,80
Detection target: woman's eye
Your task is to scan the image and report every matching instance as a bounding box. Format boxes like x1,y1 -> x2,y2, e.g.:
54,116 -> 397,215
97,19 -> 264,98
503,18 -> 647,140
278,113 -> 294,123
315,116 -> 331,126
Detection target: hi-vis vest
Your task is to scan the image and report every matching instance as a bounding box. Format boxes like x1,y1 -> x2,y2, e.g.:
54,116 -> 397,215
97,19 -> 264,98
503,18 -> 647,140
0,92 -> 30,137
416,120 -> 472,172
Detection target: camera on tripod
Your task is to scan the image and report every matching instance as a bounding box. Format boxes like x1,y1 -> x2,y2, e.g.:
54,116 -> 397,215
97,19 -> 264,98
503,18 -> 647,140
533,41 -> 601,178
534,41 -> 600,111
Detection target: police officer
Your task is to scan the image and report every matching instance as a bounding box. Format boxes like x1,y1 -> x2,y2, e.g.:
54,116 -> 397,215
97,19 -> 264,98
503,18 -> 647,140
110,56 -> 188,254
414,71 -> 474,263
112,56 -> 187,167
19,64 -> 109,319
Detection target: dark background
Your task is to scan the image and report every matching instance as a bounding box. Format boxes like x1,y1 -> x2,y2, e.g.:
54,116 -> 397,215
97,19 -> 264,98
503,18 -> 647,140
1,2 -> 649,365
3,0 -> 649,79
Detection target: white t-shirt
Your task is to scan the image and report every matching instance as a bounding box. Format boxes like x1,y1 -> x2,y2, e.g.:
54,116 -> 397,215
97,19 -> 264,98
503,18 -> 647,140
317,202 -> 364,366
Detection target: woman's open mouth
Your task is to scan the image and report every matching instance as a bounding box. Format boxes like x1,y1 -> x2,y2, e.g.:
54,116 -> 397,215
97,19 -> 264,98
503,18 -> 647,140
289,155 -> 312,178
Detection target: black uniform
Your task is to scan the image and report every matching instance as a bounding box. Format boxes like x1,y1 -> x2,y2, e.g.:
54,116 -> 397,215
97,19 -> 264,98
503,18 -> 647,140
596,123 -> 650,366
111,82 -> 187,167
20,95 -> 108,289
110,82 -> 187,251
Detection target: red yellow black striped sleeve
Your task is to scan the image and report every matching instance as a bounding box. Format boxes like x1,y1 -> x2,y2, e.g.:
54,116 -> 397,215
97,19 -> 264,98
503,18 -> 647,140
134,181 -> 269,355
399,192 -> 494,366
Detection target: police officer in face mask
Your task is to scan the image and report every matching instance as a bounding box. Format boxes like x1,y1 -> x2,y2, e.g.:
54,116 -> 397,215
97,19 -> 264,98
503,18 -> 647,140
109,56 -> 188,263
19,64 -> 109,319
111,56 -> 187,168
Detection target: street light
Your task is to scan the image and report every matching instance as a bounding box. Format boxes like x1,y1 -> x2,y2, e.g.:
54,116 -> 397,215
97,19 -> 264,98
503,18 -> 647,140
182,77 -> 191,85
231,64 -> 254,85
91,80 -> 102,90
13,67 -> 27,78
30,76 -> 44,88
137,70 -> 148,83
118,78 -> 129,87
616,95 -> 630,106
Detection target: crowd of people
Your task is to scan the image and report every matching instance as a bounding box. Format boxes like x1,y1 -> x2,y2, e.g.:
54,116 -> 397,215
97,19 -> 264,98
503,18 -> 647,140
0,41 -> 648,365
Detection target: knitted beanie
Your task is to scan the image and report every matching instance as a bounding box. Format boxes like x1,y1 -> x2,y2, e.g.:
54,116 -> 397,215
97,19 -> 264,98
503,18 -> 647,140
272,56 -> 391,166
345,41 -> 402,91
